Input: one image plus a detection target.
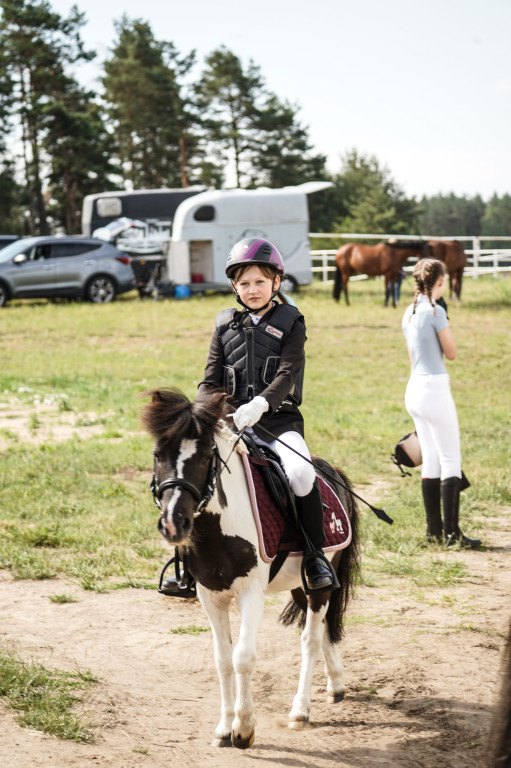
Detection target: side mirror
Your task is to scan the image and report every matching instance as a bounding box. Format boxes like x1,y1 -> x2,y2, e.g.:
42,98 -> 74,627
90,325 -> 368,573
13,253 -> 27,264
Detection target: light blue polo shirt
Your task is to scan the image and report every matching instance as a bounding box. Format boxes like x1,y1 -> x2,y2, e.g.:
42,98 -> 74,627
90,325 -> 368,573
402,295 -> 449,375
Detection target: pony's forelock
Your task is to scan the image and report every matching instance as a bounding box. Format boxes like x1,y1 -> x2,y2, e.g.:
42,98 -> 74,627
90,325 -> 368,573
141,388 -> 227,450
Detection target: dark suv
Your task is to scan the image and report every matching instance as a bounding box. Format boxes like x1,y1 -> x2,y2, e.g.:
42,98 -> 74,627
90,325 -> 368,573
0,236 -> 136,306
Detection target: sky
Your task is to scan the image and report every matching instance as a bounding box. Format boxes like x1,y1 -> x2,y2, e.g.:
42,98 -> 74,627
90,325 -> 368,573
49,0 -> 511,201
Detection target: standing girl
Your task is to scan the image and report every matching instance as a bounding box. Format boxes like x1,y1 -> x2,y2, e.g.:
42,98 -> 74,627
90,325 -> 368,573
199,237 -> 335,590
402,258 -> 481,548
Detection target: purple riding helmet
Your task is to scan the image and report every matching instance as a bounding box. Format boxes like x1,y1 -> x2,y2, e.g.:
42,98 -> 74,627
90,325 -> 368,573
225,238 -> 284,279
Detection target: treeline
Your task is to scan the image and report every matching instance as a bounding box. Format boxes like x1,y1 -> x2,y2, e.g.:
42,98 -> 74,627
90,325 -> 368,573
0,0 -> 509,241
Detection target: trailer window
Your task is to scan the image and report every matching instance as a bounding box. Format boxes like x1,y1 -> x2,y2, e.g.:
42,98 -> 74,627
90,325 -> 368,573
193,205 -> 215,221
97,198 -> 122,218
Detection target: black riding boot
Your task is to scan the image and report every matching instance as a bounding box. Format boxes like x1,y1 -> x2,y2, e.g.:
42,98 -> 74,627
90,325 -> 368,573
421,478 -> 443,542
159,549 -> 197,598
441,476 -> 482,549
294,482 -> 335,591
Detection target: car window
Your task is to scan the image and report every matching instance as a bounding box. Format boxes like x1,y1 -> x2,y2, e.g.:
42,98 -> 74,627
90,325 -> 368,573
50,243 -> 101,258
31,244 -> 52,261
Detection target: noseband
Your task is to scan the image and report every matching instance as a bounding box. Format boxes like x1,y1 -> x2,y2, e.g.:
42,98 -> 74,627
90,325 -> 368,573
150,443 -> 220,518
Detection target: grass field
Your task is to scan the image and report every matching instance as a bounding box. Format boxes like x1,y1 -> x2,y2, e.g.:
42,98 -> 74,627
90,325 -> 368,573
0,275 -> 510,591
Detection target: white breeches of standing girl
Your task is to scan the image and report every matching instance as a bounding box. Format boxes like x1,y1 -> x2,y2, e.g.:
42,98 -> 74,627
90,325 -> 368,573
405,374 -> 461,480
246,429 -> 316,496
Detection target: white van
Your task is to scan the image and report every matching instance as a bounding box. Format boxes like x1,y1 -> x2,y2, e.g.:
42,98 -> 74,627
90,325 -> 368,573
164,182 -> 332,292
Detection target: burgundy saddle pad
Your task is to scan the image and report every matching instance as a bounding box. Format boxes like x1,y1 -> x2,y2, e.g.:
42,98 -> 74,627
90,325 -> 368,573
242,453 -> 352,563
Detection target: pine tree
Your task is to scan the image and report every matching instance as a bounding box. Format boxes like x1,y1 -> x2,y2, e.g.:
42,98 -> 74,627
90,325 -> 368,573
44,80 -> 118,233
0,0 -> 94,233
102,16 -> 196,189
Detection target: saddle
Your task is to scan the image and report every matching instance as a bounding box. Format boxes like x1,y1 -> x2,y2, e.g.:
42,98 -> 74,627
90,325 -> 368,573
240,434 -> 351,578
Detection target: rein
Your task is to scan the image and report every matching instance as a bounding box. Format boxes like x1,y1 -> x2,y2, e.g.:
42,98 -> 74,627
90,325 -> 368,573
255,424 -> 393,525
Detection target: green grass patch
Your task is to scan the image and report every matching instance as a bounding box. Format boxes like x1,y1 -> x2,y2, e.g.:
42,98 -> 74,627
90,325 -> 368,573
0,277 -> 509,589
0,647 -> 98,741
169,624 -> 210,636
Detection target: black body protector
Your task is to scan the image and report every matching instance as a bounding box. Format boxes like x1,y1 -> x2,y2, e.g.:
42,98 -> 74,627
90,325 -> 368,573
216,304 -> 304,406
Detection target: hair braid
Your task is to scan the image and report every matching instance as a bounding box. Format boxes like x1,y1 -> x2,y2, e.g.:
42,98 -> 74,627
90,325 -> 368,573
410,258 -> 445,317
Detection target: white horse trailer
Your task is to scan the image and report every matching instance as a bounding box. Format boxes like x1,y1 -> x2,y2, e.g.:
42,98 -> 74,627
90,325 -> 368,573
164,182 -> 332,293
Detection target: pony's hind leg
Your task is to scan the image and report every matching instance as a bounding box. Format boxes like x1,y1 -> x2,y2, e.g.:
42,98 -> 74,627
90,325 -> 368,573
198,587 -> 235,747
288,593 -> 330,729
322,631 -> 346,703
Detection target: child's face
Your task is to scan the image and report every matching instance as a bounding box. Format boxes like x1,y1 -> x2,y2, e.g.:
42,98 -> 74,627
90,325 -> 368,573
233,265 -> 280,314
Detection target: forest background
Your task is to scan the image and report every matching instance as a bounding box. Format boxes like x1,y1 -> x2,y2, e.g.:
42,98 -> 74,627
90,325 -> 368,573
0,0 -> 509,240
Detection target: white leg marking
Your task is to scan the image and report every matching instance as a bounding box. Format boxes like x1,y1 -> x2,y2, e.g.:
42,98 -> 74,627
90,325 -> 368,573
198,586 -> 235,743
289,603 -> 329,727
323,631 -> 346,703
231,582 -> 266,748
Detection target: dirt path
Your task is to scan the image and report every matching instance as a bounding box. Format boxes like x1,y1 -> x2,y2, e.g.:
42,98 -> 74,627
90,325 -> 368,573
1,509 -> 509,768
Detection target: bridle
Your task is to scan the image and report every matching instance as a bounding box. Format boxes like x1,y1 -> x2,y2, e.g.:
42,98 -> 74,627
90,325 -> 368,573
150,443 -> 221,519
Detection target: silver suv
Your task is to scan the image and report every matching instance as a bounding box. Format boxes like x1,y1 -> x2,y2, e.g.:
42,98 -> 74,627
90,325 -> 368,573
0,236 -> 136,307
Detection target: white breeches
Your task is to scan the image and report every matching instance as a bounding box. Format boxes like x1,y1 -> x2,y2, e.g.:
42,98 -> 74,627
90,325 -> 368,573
405,374 -> 461,480
246,429 -> 316,496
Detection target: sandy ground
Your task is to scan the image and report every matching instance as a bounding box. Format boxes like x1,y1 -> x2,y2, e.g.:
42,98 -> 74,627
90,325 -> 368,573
1,511 -> 509,768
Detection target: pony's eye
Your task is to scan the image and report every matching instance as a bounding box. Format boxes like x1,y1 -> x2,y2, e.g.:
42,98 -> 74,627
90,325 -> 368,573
153,452 -> 160,461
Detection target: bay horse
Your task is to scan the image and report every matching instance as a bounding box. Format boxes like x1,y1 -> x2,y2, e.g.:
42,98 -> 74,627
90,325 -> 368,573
422,240 -> 467,300
142,388 -> 360,749
333,240 -> 424,307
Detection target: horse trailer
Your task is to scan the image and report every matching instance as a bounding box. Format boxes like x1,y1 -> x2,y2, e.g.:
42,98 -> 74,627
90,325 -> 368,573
164,182 -> 332,293
81,187 -> 207,237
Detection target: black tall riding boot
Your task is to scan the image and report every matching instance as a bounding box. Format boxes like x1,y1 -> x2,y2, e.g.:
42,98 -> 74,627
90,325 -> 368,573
294,482 -> 335,591
441,476 -> 482,549
421,478 -> 442,542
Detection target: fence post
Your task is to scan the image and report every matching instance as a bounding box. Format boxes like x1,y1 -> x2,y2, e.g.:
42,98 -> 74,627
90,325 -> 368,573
472,236 -> 480,279
322,252 -> 329,282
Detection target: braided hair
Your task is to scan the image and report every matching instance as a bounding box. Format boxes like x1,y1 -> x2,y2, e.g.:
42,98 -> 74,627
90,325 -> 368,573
411,258 -> 445,316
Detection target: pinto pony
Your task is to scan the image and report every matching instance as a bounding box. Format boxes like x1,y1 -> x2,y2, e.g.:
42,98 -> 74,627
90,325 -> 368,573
423,240 -> 467,300
142,388 -> 360,749
333,240 -> 424,306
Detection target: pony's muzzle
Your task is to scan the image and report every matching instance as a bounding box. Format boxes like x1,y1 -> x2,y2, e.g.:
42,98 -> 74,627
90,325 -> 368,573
158,509 -> 191,544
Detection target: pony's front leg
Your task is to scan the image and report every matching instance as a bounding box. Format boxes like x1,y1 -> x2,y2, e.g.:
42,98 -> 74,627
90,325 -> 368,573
289,597 -> 329,729
322,631 -> 346,704
198,587 -> 235,747
231,583 -> 266,749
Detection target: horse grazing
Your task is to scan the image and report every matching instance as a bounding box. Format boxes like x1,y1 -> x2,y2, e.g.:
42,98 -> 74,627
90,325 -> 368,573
333,240 -> 424,307
142,388 -> 360,749
423,240 -> 467,300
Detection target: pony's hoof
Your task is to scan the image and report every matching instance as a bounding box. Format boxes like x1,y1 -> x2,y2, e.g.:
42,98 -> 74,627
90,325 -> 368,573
288,716 -> 309,730
328,691 -> 345,704
211,736 -> 232,748
232,731 -> 255,749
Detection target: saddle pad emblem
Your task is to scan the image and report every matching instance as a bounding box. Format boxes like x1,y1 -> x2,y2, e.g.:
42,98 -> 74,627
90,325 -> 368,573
265,325 -> 283,340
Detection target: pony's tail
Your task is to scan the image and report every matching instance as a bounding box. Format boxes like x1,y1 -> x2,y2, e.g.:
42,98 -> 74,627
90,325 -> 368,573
325,469 -> 360,644
333,262 -> 343,302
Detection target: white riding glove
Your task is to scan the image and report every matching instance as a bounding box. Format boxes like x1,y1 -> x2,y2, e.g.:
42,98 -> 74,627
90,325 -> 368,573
233,396 -> 269,430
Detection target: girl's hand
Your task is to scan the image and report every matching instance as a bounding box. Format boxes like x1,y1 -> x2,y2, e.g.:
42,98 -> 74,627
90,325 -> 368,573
233,396 -> 269,429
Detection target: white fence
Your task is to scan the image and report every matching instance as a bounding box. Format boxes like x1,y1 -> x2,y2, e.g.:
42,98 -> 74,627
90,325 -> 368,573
309,234 -> 511,282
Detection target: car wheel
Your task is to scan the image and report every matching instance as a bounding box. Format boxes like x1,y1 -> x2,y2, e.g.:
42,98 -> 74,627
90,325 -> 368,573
280,275 -> 298,293
86,275 -> 116,304
0,281 -> 9,308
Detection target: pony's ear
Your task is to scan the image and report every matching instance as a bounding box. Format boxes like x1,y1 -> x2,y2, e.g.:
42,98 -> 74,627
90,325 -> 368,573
193,390 -> 227,427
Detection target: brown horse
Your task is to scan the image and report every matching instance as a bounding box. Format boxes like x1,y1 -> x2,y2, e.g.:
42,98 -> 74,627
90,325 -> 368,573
333,240 -> 424,307
422,240 -> 467,300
